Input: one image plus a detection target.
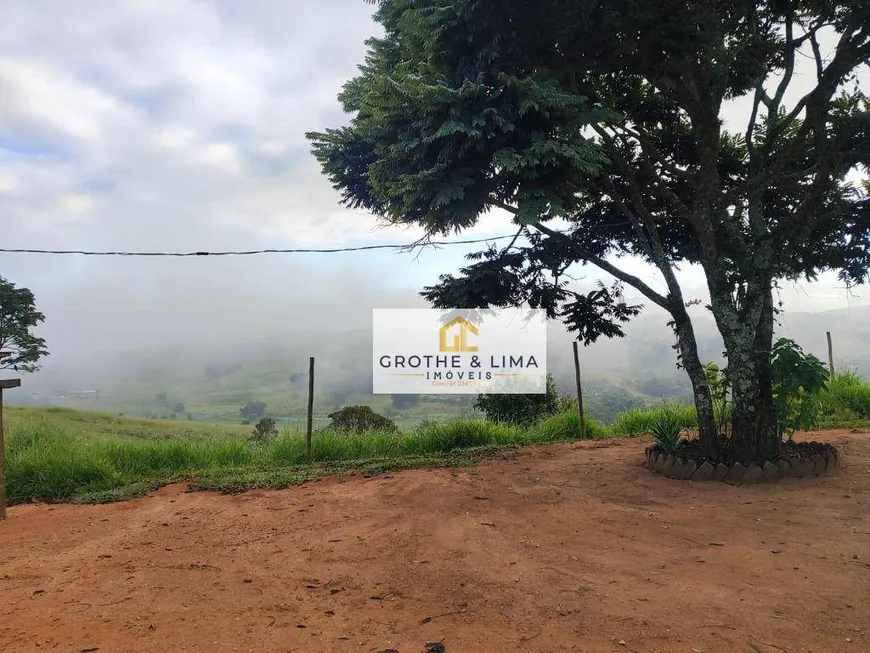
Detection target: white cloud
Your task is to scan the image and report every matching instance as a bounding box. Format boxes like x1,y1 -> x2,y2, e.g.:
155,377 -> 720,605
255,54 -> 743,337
0,0 -> 384,248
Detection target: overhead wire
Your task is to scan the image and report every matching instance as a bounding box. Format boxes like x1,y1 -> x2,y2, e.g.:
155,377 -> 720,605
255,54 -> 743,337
0,234 -> 519,257
0,221 -> 635,258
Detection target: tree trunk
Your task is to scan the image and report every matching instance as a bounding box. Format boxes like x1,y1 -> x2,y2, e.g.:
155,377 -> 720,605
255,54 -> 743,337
671,307 -> 721,461
724,287 -> 780,463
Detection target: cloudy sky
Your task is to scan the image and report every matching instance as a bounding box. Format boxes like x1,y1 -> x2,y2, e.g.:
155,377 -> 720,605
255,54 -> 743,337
1,1 -> 868,370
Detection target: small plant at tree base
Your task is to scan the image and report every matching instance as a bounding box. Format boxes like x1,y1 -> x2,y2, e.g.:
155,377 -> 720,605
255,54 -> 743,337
327,405 -> 399,434
703,361 -> 731,436
649,402 -> 686,454
770,338 -> 829,440
251,417 -> 279,442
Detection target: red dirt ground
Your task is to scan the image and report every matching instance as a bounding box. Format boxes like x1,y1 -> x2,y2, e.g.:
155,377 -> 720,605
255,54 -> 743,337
1,431 -> 869,653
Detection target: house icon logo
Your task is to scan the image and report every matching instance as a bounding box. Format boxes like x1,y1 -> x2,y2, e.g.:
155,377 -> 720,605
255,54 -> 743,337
439,316 -> 479,352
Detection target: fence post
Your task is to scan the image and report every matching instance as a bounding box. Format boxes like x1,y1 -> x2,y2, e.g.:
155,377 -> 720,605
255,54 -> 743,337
572,341 -> 586,439
0,376 -> 23,521
826,331 -> 834,376
306,357 -> 315,462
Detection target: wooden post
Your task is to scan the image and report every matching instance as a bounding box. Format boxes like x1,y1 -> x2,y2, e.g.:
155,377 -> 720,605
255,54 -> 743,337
306,357 -> 315,462
826,331 -> 835,376
572,341 -> 586,439
0,378 -> 23,521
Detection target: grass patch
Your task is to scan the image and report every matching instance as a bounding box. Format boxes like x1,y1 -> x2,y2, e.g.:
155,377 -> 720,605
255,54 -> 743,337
7,382 -> 862,507
820,369 -> 870,424
4,406 -> 598,505
610,403 -> 698,436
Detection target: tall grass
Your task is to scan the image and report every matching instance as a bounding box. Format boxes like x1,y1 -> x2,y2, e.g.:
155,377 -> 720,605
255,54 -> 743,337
4,407 -> 603,505
820,369 -> 870,423
610,403 -> 698,436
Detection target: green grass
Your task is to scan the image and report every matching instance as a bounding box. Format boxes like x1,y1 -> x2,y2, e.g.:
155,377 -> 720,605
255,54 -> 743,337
3,406 -> 604,505
610,403 -> 698,436
819,369 -> 870,425
7,374 -> 864,508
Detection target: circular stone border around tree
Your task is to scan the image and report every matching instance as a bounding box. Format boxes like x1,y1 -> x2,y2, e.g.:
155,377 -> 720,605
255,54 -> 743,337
644,441 -> 840,484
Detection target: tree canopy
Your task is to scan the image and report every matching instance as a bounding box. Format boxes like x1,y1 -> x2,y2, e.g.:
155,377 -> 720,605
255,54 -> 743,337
0,276 -> 49,373
309,0 -> 870,461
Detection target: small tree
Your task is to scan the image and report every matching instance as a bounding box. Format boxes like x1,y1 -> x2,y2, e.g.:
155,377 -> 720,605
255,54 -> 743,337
0,276 -> 49,372
251,417 -> 279,442
328,405 -> 399,433
240,400 -> 267,421
474,373 -> 566,425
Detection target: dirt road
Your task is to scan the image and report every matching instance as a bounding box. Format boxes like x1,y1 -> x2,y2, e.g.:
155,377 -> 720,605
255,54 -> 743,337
2,431 -> 869,653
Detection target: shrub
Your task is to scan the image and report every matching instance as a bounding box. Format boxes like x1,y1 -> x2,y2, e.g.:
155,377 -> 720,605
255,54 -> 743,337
327,405 -> 399,434
240,401 -> 267,421
251,417 -> 279,442
770,338 -> 829,438
474,373 -> 567,425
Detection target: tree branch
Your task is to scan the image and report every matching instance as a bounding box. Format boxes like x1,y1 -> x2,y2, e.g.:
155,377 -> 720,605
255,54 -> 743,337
532,220 -> 670,310
746,80 -> 767,161
504,226 -> 527,252
727,36 -> 870,204
770,4 -> 796,113
809,30 -> 824,81
618,124 -> 689,182
593,176 -> 655,260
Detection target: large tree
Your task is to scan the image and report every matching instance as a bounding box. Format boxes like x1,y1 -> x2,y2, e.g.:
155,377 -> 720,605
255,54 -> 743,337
0,276 -> 49,373
308,0 -> 870,463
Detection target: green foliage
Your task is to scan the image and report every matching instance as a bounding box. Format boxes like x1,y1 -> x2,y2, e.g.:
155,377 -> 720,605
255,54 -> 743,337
240,400 -> 267,421
327,405 -> 399,434
648,403 -> 687,454
582,383 -> 649,424
4,405 -> 612,504
251,417 -> 279,443
610,404 -> 698,436
820,368 -> 870,422
703,362 -> 732,436
534,409 -> 608,441
0,276 -> 49,372
474,373 -> 566,425
770,338 -> 830,439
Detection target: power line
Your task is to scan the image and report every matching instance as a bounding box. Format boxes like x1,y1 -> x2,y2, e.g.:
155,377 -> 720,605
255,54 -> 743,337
0,234 -> 518,257
0,221 -> 635,258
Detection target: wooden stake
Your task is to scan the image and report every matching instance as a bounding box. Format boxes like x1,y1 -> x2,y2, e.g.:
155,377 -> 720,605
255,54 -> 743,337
826,331 -> 834,376
306,356 -> 315,462
572,341 -> 586,439
0,378 -> 22,521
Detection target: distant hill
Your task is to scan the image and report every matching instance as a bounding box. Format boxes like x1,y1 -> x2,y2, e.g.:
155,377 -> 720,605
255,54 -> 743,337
7,305 -> 868,426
